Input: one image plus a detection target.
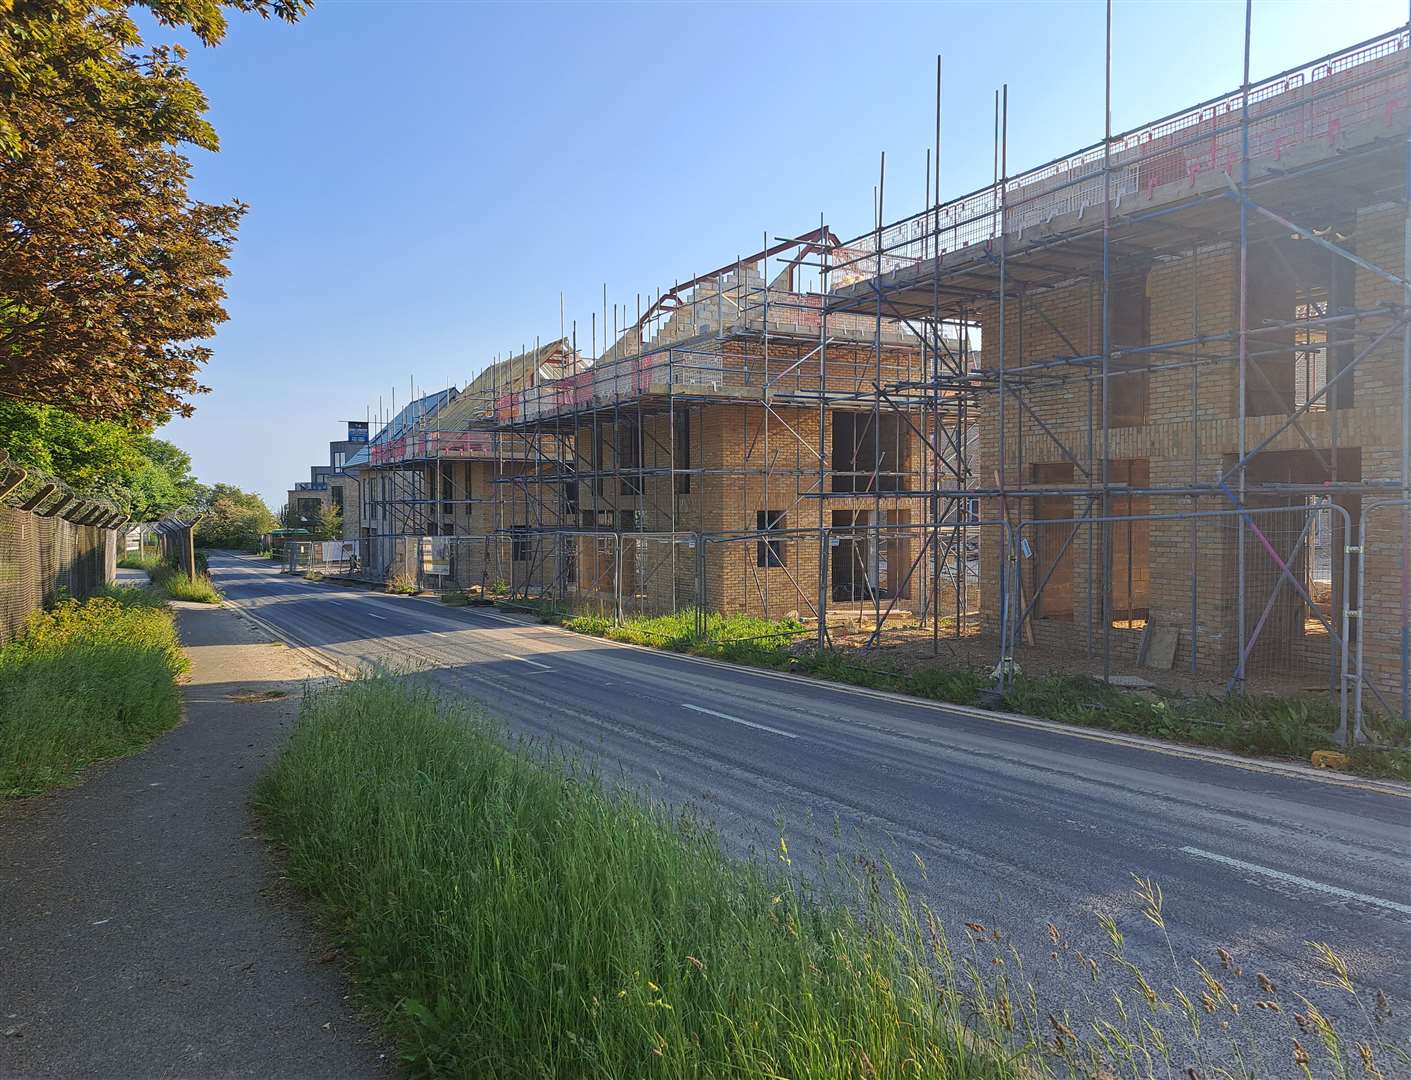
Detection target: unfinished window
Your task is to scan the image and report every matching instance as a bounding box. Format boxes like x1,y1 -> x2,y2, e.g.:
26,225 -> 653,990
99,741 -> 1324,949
1108,271 -> 1150,427
592,426 -> 606,498
674,410 -> 691,494
619,422 -> 642,496
756,510 -> 785,568
831,411 -> 910,493
882,511 -> 912,600
1030,463 -> 1074,621
1107,459 -> 1150,629
440,461 -> 454,516
1246,239 -> 1354,417
1293,284 -> 1338,412
330,485 -> 344,511
829,510 -> 911,601
512,530 -> 529,562
1227,448 -> 1359,674
618,511 -> 638,593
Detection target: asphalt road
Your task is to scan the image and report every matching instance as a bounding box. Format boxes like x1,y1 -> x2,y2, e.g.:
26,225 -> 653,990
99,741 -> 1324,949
212,552 -> 1411,1071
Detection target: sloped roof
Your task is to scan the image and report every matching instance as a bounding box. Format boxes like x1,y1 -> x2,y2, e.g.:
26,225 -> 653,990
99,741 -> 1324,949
374,386 -> 458,442
463,338 -> 576,399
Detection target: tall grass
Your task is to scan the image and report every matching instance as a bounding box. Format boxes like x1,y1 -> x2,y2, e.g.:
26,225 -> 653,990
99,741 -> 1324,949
145,561 -> 223,603
116,554 -> 222,603
258,677 -> 1405,1079
256,677 -> 1021,1079
0,589 -> 188,796
157,570 -> 223,603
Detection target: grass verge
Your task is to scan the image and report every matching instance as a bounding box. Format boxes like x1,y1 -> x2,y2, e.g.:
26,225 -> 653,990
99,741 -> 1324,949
117,554 -> 223,603
258,676 -> 1404,1078
558,611 -> 1411,782
256,677 -> 1022,1078
150,564 -> 224,603
0,589 -> 188,796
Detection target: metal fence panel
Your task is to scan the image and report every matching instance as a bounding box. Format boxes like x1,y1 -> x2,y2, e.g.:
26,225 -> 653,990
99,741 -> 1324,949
0,505 -> 118,644
1354,499 -> 1411,746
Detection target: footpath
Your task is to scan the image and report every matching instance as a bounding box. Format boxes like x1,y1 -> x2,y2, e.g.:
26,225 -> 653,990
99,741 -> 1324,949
0,599 -> 391,1079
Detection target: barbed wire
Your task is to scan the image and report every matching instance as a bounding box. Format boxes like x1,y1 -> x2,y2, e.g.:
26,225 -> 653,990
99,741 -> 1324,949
0,450 -> 131,529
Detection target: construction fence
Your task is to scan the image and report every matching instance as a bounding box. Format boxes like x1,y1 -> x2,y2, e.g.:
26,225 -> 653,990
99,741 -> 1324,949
286,503 -> 1410,743
0,503 -> 119,645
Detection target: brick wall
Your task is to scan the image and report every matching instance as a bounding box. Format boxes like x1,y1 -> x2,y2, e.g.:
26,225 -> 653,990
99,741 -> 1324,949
974,200 -> 1407,693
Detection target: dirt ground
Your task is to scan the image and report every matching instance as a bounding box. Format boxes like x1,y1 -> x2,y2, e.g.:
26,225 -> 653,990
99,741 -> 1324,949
816,616 -> 1335,701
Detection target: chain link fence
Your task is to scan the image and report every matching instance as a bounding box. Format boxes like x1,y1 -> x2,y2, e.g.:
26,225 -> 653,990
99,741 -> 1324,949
1353,499 -> 1411,745
0,503 -> 120,645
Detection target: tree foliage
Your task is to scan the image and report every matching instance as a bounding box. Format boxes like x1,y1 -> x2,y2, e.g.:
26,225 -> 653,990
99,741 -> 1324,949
195,482 -> 277,550
310,502 -> 342,541
0,0 -> 307,427
0,400 -> 199,519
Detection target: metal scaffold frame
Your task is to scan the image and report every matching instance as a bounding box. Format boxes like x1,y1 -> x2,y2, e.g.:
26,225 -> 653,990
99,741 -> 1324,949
349,9 -> 1410,742
819,10 -> 1411,739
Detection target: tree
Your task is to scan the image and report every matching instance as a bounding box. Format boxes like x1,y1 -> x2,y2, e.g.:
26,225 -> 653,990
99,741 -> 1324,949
0,399 -> 199,519
1,2 -> 309,160
1,1 -> 307,427
195,483 -> 277,550
1,101 -> 244,425
310,503 -> 342,541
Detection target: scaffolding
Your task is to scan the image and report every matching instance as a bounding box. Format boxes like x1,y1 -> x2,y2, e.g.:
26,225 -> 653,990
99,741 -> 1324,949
347,17 -> 1411,741
819,20 -> 1411,738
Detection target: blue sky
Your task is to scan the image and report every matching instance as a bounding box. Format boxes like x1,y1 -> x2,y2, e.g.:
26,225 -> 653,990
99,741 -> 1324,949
152,0 -> 1407,511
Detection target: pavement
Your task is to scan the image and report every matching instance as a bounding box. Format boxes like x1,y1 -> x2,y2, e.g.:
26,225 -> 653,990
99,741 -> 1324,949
209,551 -> 1411,1067
0,598 -> 393,1080
114,567 -> 150,588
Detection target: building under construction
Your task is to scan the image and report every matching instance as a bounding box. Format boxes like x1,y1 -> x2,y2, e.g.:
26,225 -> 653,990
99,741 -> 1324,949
341,22 -> 1409,737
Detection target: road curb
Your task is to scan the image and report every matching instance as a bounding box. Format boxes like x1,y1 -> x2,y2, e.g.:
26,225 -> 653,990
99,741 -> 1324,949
220,597 -> 358,682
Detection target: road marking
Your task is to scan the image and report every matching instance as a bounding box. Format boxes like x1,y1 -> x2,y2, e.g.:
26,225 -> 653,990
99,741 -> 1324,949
504,654 -> 553,671
471,609 -> 522,625
364,611 -> 386,620
1179,846 -> 1411,918
682,703 -> 798,739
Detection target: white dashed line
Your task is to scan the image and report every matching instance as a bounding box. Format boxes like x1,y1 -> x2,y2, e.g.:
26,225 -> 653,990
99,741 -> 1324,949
681,703 -> 798,739
504,654 -> 553,671
1179,846 -> 1411,918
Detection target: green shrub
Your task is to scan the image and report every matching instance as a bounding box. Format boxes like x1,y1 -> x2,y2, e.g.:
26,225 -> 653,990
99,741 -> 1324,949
907,664 -> 988,706
563,609 -> 805,655
386,573 -> 419,595
0,592 -> 188,796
